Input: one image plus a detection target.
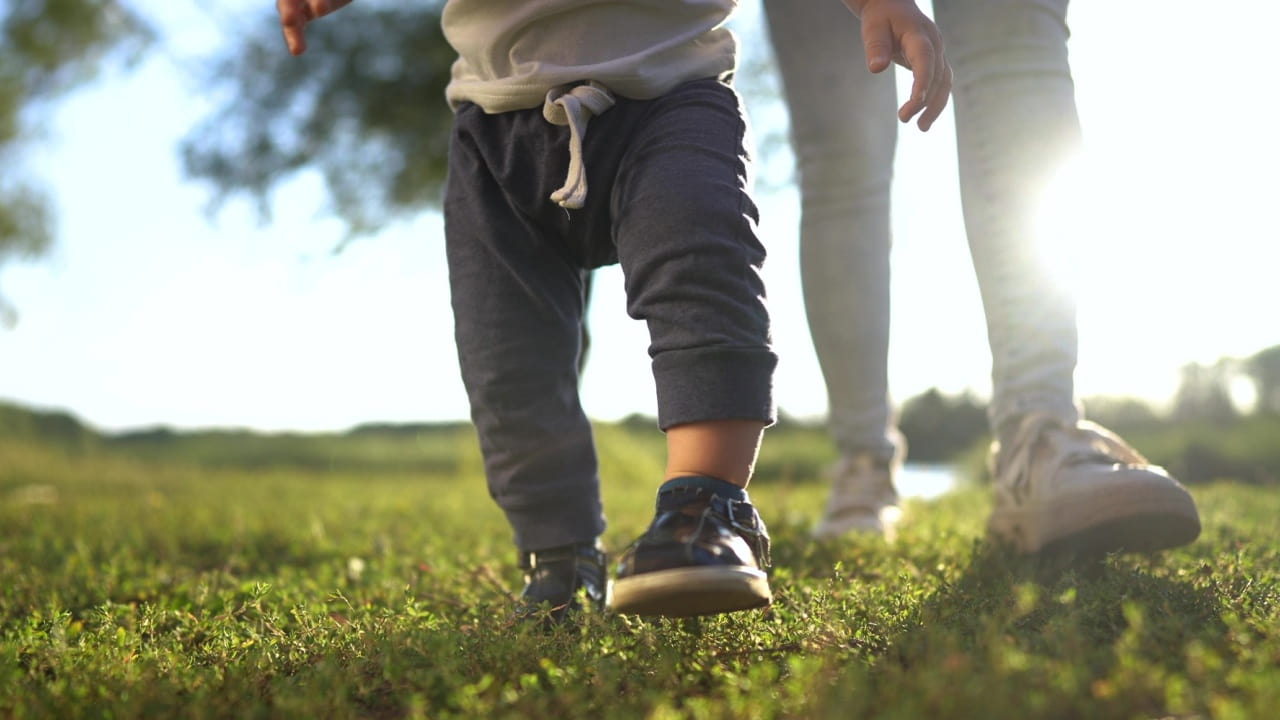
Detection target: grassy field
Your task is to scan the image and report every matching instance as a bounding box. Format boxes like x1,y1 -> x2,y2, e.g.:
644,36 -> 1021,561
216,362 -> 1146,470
2,422 -> 1278,719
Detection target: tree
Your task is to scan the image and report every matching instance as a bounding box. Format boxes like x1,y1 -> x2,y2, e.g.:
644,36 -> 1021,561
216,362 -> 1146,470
1244,345 -> 1280,416
179,4 -> 786,375
181,3 -> 786,241
0,0 -> 151,323
180,2 -> 455,240
1080,395 -> 1161,435
1171,359 -> 1238,424
897,388 -> 988,462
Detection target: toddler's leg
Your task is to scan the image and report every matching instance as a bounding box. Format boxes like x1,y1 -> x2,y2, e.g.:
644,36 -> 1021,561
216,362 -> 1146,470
610,83 -> 775,440
606,79 -> 775,617
444,107 -> 605,559
666,419 -> 764,488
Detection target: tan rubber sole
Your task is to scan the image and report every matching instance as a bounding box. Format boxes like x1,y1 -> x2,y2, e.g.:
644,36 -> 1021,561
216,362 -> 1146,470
609,566 -> 772,618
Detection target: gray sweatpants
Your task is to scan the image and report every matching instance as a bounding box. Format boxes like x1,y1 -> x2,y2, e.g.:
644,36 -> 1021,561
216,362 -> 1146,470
763,0 -> 1081,460
444,78 -> 777,553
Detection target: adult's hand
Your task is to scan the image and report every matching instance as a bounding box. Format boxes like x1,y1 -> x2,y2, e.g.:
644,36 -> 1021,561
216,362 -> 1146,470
844,0 -> 952,131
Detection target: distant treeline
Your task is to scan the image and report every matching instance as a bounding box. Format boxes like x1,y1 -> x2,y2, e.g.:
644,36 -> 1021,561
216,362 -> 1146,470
0,402 -> 475,475
2,344 -> 1277,486
899,344 -> 1280,486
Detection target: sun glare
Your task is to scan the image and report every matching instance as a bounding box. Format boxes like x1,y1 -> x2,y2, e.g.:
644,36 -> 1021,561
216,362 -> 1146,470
1032,131 -> 1280,404
1032,153 -> 1095,295
1034,151 -> 1189,399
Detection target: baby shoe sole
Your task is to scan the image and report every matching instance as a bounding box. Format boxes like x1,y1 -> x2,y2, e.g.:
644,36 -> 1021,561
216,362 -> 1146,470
610,566 -> 771,618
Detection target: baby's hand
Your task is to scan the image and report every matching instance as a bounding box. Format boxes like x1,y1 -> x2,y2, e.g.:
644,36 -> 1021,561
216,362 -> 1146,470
277,0 -> 353,55
845,0 -> 952,131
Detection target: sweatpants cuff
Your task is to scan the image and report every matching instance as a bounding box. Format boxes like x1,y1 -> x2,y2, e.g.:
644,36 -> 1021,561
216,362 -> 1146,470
504,491 -> 606,554
653,347 -> 777,431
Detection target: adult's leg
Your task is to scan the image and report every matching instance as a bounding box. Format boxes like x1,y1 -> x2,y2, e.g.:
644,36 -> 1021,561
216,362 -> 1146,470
937,1 -> 1200,554
763,0 -> 900,461
934,0 -> 1081,435
444,105 -> 604,554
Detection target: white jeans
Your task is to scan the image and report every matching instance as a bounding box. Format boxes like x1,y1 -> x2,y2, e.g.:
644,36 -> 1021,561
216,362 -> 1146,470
763,0 -> 1082,460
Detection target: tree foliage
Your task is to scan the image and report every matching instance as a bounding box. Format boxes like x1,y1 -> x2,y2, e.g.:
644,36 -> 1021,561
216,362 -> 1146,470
898,387 -> 988,462
1245,345 -> 1280,415
1080,394 -> 1162,434
1172,359 -> 1239,424
0,0 -> 150,321
180,2 -> 455,240
181,3 -> 784,240
0,0 -> 151,252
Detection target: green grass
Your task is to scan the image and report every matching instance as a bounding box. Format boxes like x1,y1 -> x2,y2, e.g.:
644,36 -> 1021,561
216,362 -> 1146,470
2,426 -> 1278,719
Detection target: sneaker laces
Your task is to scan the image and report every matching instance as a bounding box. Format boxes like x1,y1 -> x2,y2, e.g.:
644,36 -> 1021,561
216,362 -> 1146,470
992,412 -> 1150,503
542,81 -> 616,209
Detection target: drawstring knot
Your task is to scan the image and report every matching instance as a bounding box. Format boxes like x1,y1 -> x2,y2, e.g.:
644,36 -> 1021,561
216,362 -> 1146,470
542,81 -> 615,209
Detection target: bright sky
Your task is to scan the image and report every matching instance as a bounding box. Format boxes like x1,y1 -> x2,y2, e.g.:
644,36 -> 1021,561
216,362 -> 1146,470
1,1 -> 1278,433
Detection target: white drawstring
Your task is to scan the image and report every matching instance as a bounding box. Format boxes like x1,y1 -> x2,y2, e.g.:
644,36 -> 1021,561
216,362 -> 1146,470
542,81 -> 616,209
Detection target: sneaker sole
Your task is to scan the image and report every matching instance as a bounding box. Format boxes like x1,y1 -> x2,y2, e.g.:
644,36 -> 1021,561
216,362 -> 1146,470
1038,510 -> 1201,557
988,487 -> 1201,555
609,566 -> 772,618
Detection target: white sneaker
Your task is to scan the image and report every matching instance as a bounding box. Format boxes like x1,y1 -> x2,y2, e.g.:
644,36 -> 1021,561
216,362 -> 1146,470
813,450 -> 903,541
986,412 -> 1200,555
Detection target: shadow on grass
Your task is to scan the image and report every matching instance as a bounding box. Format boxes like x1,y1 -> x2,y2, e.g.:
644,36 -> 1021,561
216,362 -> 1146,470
907,543 -> 1222,651
847,543 -> 1229,718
